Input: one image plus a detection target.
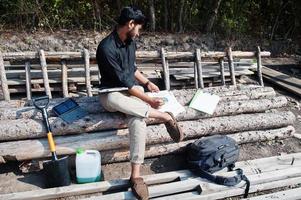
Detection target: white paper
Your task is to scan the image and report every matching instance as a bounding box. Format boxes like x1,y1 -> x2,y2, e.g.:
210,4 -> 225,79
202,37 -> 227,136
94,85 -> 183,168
189,90 -> 220,115
147,90 -> 185,117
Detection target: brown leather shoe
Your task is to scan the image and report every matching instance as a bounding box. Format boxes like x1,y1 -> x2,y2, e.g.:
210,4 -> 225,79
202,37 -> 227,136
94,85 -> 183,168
164,112 -> 184,143
130,177 -> 149,200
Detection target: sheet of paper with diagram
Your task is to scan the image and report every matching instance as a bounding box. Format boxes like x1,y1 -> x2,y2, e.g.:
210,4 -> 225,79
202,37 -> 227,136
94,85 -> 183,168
147,90 -> 185,117
189,90 -> 220,115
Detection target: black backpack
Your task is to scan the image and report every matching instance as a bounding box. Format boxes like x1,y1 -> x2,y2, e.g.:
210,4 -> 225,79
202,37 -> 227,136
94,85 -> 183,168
187,135 -> 250,198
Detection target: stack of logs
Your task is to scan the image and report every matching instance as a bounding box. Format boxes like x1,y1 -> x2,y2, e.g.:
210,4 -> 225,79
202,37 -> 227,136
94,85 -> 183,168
0,84 -> 295,165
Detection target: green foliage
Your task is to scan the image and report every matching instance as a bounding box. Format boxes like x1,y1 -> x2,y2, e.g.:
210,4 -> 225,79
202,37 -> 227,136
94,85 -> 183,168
0,0 -> 299,39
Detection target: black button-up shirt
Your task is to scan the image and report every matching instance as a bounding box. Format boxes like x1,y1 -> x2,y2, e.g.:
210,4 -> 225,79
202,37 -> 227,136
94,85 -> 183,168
96,30 -> 137,89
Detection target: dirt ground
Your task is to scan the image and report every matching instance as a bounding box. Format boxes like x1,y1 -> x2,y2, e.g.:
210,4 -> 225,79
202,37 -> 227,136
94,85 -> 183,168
0,72 -> 301,198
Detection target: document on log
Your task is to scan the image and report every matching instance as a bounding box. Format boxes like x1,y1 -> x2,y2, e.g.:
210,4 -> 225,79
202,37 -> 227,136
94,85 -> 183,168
147,90 -> 185,117
189,90 -> 220,115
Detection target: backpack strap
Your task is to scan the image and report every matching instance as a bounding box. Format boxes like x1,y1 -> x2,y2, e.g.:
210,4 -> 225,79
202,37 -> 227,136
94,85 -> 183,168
194,168 -> 250,198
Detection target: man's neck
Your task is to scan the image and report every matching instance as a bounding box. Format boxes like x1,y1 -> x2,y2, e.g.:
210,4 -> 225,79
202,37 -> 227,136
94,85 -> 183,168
116,26 -> 127,43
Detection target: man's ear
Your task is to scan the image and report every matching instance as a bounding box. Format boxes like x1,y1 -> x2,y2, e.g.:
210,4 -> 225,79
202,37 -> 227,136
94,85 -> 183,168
128,20 -> 135,29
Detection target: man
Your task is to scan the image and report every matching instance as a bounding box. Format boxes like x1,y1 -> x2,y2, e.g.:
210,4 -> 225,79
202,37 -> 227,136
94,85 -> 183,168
96,6 -> 183,200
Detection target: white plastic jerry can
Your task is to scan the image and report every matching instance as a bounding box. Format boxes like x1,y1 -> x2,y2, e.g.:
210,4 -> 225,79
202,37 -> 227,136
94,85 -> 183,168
76,148 -> 101,183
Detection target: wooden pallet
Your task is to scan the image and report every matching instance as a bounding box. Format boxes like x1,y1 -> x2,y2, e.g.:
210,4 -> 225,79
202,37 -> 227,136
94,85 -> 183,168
1,152 -> 300,200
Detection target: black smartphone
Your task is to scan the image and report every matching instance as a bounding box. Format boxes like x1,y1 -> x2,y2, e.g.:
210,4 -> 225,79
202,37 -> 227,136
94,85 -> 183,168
52,98 -> 79,116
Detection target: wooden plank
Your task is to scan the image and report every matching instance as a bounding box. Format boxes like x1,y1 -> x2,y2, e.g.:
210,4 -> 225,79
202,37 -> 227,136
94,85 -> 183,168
159,176 -> 301,200
39,49 -> 52,98
2,152 -> 300,200
87,166 -> 301,200
256,46 -> 264,86
246,187 -> 301,200
83,49 -> 92,97
0,51 -> 10,100
161,48 -> 170,90
25,62 -> 32,100
0,170 -> 193,200
227,47 -> 236,86
172,70 -> 254,80
195,49 -> 204,88
61,60 -> 68,97
262,66 -> 301,97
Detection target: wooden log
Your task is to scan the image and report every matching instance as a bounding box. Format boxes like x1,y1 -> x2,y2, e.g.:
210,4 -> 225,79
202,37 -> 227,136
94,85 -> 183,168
193,63 -> 198,89
1,152 -> 300,200
39,49 -> 52,98
0,51 -> 10,100
0,84 -> 263,108
83,49 -> 92,97
0,122 -> 294,164
227,47 -> 236,86
0,88 -> 279,120
100,126 -> 295,164
25,62 -> 32,100
161,48 -> 170,90
0,98 -> 291,141
2,51 -> 271,61
61,60 -> 69,97
256,46 -> 264,86
219,58 -> 226,86
195,49 -> 204,88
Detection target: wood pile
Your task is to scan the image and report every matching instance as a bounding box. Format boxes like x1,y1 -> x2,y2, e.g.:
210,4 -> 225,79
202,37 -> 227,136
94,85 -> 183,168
0,49 -> 270,100
0,84 -> 296,165
1,152 -> 300,200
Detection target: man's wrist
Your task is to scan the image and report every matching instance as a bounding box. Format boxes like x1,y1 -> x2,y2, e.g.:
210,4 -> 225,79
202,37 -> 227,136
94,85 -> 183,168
145,80 -> 151,86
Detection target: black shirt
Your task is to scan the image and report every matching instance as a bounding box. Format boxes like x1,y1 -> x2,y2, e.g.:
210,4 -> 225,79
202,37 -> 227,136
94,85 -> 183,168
96,30 -> 137,89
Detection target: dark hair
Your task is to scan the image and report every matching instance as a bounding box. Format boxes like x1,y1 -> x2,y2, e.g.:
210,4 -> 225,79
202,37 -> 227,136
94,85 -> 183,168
117,6 -> 146,25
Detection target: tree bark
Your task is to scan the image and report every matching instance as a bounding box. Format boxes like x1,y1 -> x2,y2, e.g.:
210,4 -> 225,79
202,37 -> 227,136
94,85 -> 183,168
0,89 -> 276,121
101,126 -> 295,164
164,0 -> 168,31
178,0 -> 185,32
204,0 -> 222,33
0,126 -> 294,164
0,109 -> 294,141
148,0 -> 156,31
0,84 -> 270,109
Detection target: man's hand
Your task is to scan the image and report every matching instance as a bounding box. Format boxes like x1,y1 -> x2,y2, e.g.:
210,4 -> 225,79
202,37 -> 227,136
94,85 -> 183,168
147,81 -> 160,92
148,97 -> 164,109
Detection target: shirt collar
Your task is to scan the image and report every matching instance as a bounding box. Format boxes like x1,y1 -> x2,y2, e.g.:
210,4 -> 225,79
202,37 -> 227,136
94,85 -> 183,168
113,29 -> 133,48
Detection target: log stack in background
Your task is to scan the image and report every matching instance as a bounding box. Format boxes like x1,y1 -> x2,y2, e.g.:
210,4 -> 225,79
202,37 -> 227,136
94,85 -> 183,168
0,84 -> 296,164
0,50 -> 270,100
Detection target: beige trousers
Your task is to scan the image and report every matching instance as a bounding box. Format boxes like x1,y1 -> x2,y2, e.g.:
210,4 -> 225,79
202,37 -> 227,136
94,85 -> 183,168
99,86 -> 150,164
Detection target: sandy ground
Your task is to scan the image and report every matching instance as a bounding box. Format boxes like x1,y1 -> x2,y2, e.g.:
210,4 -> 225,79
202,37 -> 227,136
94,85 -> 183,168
0,74 -> 300,198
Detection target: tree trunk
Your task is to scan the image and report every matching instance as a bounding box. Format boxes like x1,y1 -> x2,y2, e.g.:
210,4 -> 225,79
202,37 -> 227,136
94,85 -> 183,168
164,0 -> 168,31
93,0 -> 102,32
204,0 -> 222,33
0,110 -> 294,141
0,126 -> 294,164
178,0 -> 185,32
148,0 -> 156,31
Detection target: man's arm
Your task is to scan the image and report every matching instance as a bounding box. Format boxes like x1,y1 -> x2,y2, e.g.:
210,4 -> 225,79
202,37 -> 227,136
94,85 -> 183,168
134,69 -> 160,92
128,86 -> 163,109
